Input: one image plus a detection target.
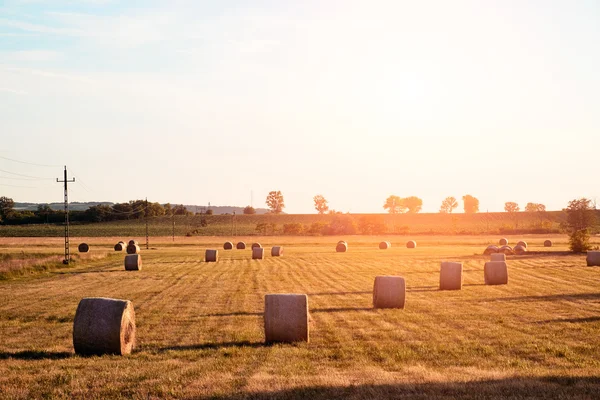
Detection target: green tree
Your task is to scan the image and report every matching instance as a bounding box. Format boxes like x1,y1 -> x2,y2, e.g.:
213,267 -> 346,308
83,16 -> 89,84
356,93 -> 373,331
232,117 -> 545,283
439,196 -> 458,213
462,195 -> 479,214
525,202 -> 546,212
0,196 -> 15,220
313,194 -> 329,214
266,191 -> 285,214
564,198 -> 596,252
504,202 -> 520,213
383,195 -> 406,214
84,204 -> 112,222
243,206 -> 256,215
403,196 -> 423,213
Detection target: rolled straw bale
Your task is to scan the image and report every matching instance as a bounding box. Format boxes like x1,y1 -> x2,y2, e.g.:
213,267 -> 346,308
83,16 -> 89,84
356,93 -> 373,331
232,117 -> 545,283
126,243 -> 140,254
514,245 -> 527,255
373,276 -> 406,309
406,240 -> 417,249
128,240 -> 138,246
499,245 -> 513,255
73,297 -> 136,356
271,246 -> 283,257
236,242 -> 246,250
379,241 -> 391,250
337,240 -> 347,245
484,261 -> 508,285
516,240 -> 527,249
491,253 -> 506,262
499,238 -> 508,246
336,242 -> 348,252
586,251 -> 600,266
252,247 -> 264,260
483,245 -> 499,255
114,242 -> 125,251
223,241 -> 234,250
252,243 -> 262,249
205,249 -> 218,262
78,243 -> 90,253
544,240 -> 552,247
118,241 -> 125,245
124,254 -> 142,271
439,262 -> 463,290
264,294 -> 309,343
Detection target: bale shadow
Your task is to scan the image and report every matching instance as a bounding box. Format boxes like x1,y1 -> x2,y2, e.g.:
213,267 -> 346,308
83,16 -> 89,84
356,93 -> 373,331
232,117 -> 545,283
158,341 -> 265,352
311,307 -> 373,313
308,291 -> 371,296
486,292 -> 600,303
203,311 -> 262,317
535,316 -> 600,324
0,350 -> 72,360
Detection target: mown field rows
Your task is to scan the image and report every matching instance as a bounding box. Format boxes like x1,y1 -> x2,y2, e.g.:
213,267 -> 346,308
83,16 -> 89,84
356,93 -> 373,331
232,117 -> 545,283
0,235 -> 599,399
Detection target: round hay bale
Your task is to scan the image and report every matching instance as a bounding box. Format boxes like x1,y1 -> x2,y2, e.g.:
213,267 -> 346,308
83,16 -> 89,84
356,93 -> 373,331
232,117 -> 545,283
264,294 -> 309,343
516,240 -> 528,249
78,243 -> 90,253
406,240 -> 417,249
73,297 -> 136,356
118,241 -> 125,245
544,240 -> 552,247
236,242 -> 246,250
491,253 -> 506,262
271,246 -> 283,257
124,254 -> 142,271
251,243 -> 262,249
205,249 -> 218,262
499,238 -> 508,246
484,261 -> 508,285
126,244 -> 140,254
337,240 -> 347,245
379,241 -> 391,250
514,245 -> 527,255
483,245 -> 499,255
336,242 -> 348,252
128,240 -> 138,246
252,247 -> 264,260
223,241 -> 234,250
499,245 -> 513,255
586,251 -> 600,266
373,276 -> 406,309
439,262 -> 462,291
114,242 -> 125,251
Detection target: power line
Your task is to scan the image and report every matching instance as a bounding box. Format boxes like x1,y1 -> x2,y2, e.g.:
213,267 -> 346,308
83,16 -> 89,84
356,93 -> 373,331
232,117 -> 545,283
0,182 -> 39,188
0,167 -> 53,180
0,154 -> 62,168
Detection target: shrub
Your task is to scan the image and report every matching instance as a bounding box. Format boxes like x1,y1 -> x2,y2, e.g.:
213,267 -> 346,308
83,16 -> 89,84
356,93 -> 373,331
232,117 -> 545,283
569,229 -> 591,253
283,223 -> 304,235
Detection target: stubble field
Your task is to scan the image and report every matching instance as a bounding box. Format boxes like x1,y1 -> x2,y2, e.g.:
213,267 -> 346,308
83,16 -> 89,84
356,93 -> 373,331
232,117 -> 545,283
0,235 -> 599,399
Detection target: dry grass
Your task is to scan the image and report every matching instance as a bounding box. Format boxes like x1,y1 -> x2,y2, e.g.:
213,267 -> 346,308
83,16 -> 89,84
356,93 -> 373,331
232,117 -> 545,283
0,235 -> 599,399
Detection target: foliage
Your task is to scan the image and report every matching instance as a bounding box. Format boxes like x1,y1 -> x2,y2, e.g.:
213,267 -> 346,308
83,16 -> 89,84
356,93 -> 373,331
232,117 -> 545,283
307,221 -> 328,235
0,196 -> 15,219
462,195 -> 479,214
205,209 -> 214,216
266,191 -> 285,214
504,202 -> 520,213
255,222 -> 277,234
243,206 -> 256,215
564,198 -> 596,252
569,229 -> 591,252
403,196 -> 423,213
313,194 -> 329,214
323,215 -> 358,235
358,215 -> 386,234
383,195 -> 406,214
439,197 -> 458,213
525,202 -> 546,212
283,223 -> 304,234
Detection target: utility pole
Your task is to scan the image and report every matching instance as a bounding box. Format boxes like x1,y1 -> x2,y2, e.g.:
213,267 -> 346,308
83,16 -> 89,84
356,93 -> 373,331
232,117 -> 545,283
145,197 -> 149,250
56,166 -> 75,264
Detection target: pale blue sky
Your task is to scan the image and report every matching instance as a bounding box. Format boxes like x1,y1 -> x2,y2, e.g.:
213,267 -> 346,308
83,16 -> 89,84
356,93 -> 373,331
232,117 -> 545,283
0,0 -> 598,213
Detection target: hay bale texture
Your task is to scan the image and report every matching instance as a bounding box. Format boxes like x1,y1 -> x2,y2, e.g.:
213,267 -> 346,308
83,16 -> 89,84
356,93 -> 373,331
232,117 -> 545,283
517,240 -> 528,249
114,242 -> 125,251
252,243 -> 262,249
586,251 -> 600,266
252,247 -> 264,260
236,242 -> 246,250
439,262 -> 462,290
78,243 -> 89,253
544,240 -> 552,247
126,244 -> 140,254
373,276 -> 406,309
264,294 -> 309,343
124,254 -> 142,271
406,240 -> 417,249
73,297 -> 136,356
205,249 -> 218,262
499,245 -> 513,255
336,242 -> 348,252
128,240 -> 138,246
484,245 -> 499,255
271,246 -> 283,257
499,238 -> 508,246
379,241 -> 391,250
491,253 -> 506,262
484,261 -> 508,285
514,245 -> 527,255
223,242 -> 233,250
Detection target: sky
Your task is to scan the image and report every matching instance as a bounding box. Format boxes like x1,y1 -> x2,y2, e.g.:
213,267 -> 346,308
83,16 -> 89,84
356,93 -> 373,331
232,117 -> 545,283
0,0 -> 599,213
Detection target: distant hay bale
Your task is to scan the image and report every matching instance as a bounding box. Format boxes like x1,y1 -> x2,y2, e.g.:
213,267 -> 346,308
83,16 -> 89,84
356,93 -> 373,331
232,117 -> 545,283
439,262 -> 462,290
236,242 -> 246,250
336,242 -> 348,252
73,297 -> 136,356
499,238 -> 508,246
483,245 -> 499,255
499,245 -> 513,255
78,243 -> 90,253
516,241 -> 528,249
406,240 -> 417,249
252,243 -> 262,249
586,251 -> 600,266
544,240 -> 552,247
205,249 -> 218,262
373,276 -> 406,309
484,261 -> 508,285
491,253 -> 506,262
514,245 -> 527,255
264,294 -> 309,343
118,241 -> 125,245
124,254 -> 142,271
114,242 -> 125,251
223,241 -> 233,250
128,240 -> 138,246
271,246 -> 283,257
379,241 -> 391,250
337,240 -> 347,245
126,244 -> 140,254
252,247 -> 264,260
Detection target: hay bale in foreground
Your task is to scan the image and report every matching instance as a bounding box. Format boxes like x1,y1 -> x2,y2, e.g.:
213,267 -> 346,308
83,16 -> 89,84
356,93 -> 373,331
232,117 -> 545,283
499,238 -> 508,246
514,245 -> 527,255
373,276 -> 406,309
491,253 -> 506,262
336,242 -> 348,252
484,261 -> 508,285
516,240 -> 528,249
78,243 -> 90,253
499,245 -> 513,255
586,251 -> 600,266
252,247 -> 264,260
544,240 -> 552,247
439,262 -> 462,290
264,294 -> 309,343
126,244 -> 140,254
128,240 -> 138,246
114,242 -> 125,251
223,242 -> 233,250
205,249 -> 218,262
252,243 -> 262,249
73,297 -> 136,356
271,246 -> 283,257
236,242 -> 246,250
124,254 -> 142,271
379,241 -> 391,250
406,240 -> 417,249
484,245 -> 499,255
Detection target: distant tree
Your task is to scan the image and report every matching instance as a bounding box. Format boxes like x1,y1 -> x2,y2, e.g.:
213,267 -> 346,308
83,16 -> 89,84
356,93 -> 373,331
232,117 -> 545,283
283,223 -> 304,235
84,204 -> 112,222
173,204 -> 189,215
35,204 -> 55,223
564,198 -> 596,252
313,194 -> 329,214
266,191 -> 285,214
205,209 -> 214,215
525,202 -> 546,212
111,202 -> 134,220
243,206 -> 256,215
504,202 -> 520,213
403,196 -> 423,213
462,195 -> 479,214
358,215 -> 386,235
324,215 -> 358,235
439,197 -> 458,213
0,196 -> 15,220
163,203 -> 173,216
383,195 -> 407,214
